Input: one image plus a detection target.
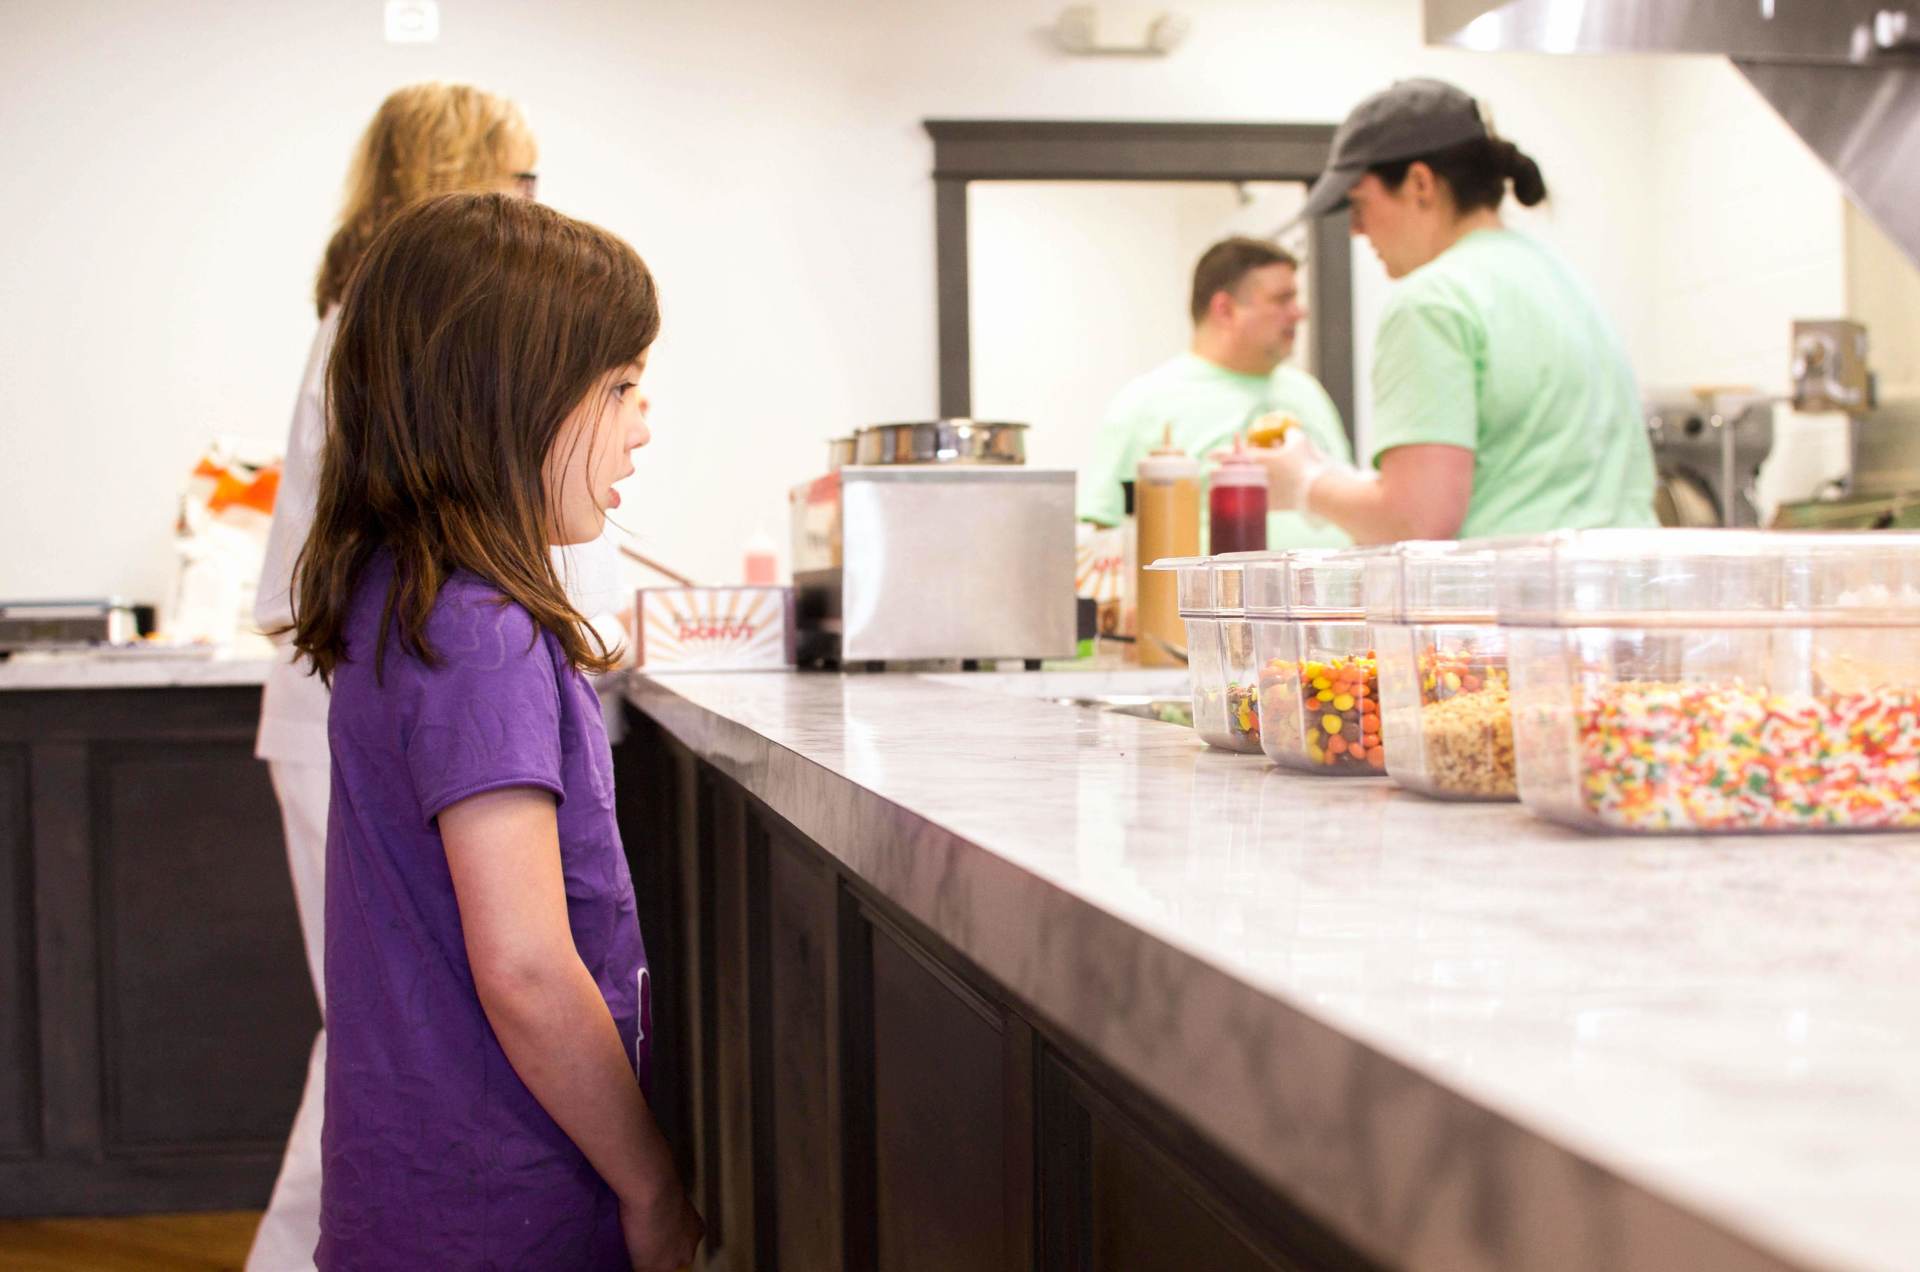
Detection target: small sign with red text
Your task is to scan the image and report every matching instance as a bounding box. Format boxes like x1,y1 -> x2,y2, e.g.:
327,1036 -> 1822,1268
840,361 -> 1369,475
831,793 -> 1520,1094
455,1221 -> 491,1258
635,587 -> 795,672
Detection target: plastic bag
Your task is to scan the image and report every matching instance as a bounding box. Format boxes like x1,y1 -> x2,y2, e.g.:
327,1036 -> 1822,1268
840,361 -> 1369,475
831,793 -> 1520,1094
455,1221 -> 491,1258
163,437 -> 281,648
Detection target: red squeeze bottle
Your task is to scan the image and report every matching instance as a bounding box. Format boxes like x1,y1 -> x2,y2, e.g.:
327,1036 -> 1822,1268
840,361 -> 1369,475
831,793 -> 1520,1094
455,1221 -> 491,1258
1209,436 -> 1268,553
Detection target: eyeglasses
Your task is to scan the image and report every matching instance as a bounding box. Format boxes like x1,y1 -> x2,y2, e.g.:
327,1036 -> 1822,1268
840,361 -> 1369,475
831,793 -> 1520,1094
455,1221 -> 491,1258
512,171 -> 539,199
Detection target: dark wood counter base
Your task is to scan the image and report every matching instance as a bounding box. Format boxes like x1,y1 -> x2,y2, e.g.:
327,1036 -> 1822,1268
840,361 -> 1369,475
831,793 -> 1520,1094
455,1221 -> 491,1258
0,678 -> 1378,1267
620,708 -> 1377,1272
0,686 -> 316,1217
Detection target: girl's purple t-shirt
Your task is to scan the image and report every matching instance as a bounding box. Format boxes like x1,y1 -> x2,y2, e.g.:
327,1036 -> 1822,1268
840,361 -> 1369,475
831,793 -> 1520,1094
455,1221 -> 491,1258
317,557 -> 647,1271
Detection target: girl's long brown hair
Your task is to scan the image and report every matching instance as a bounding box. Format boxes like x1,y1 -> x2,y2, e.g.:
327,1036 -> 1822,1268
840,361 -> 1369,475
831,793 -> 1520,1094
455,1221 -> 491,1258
315,82 -> 536,318
287,192 -> 659,684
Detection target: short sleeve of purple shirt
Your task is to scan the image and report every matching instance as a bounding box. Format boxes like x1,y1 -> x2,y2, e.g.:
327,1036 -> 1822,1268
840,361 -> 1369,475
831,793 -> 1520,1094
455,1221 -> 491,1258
318,555 -> 648,1271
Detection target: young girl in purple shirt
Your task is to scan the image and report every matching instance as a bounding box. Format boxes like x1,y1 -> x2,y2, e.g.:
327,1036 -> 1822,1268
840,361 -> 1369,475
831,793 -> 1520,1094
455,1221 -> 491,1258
282,191 -> 702,1271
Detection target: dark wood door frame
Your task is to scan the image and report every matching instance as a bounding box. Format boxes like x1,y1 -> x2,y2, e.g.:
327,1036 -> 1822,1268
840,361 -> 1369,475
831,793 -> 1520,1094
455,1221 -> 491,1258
925,119 -> 1354,439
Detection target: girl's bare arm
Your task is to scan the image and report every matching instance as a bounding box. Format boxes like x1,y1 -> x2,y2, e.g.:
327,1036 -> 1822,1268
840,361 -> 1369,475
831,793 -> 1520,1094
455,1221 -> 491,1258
440,786 -> 701,1269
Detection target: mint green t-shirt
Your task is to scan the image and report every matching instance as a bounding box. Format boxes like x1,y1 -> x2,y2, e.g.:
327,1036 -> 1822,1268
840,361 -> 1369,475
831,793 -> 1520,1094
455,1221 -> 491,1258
1369,228 -> 1657,538
1079,355 -> 1354,550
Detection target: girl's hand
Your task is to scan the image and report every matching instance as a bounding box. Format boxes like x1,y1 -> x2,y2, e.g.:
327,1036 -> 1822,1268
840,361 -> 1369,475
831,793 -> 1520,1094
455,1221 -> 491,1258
621,1185 -> 704,1272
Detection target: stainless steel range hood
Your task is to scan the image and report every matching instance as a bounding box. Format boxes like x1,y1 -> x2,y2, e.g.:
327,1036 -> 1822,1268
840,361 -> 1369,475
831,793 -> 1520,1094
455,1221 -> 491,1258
1425,0 -> 1920,270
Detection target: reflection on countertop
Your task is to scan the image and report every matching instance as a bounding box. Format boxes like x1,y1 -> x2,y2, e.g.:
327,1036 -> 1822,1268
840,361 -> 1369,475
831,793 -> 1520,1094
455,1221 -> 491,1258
0,647 -> 274,690
630,667 -> 1920,1272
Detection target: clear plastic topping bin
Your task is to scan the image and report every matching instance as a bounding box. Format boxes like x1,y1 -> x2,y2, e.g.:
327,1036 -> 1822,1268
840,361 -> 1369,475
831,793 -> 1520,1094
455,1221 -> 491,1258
1145,556 -> 1247,751
1249,548 -> 1388,775
1209,552 -> 1274,753
1498,529 -> 1920,833
1367,541 -> 1516,801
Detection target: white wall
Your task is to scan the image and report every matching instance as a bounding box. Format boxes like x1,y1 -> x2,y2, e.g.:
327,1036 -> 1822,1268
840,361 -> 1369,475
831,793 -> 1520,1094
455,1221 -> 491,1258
969,180 -> 1271,473
970,180 -> 1230,470
971,179 -> 1326,480
1642,58 -> 1849,393
0,0 -> 1855,611
1848,202 -> 1920,400
1637,58 -> 1855,518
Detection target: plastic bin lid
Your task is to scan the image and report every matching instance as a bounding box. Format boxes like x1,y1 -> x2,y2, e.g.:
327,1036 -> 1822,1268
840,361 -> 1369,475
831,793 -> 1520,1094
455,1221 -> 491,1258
1240,552 -> 1291,615
1495,528 -> 1920,627
1281,546 -> 1382,618
1364,540 -> 1501,623
1208,550 -> 1286,616
1145,555 -> 1213,614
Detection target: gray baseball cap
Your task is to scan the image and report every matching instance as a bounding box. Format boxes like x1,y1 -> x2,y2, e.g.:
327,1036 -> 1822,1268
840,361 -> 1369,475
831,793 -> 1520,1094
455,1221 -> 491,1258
1296,78 -> 1488,222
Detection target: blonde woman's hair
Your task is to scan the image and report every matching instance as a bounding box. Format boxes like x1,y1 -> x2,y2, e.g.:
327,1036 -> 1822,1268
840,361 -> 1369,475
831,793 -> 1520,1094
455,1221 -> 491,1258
313,82 -> 537,317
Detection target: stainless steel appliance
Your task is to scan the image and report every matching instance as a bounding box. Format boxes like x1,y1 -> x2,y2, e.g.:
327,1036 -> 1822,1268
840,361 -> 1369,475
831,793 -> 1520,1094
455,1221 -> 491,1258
1769,319 -> 1920,528
789,425 -> 1075,667
0,599 -> 138,652
1774,394 -> 1920,528
1644,391 -> 1775,527
1846,395 -> 1920,495
1791,319 -> 1875,414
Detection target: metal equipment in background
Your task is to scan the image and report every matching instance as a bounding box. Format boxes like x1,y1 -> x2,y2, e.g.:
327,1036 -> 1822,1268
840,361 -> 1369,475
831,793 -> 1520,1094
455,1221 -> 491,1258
1424,1 -> 1920,273
1645,391 -> 1776,528
789,420 -> 1077,670
1771,318 -> 1920,528
1422,3 -> 1920,529
1646,319 -> 1920,529
0,599 -> 139,653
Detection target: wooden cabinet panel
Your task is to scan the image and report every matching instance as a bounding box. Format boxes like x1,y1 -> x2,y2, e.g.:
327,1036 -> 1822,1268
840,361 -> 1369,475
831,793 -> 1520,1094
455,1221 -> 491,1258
622,721 -> 761,1272
1089,1116 -> 1289,1272
28,739 -> 100,1165
704,777 -> 760,1271
1037,1047 -> 1372,1272
612,718 -> 691,1178
764,828 -> 843,1271
0,745 -> 35,1159
95,742 -> 316,1150
870,920 -> 1009,1272
0,687 -> 324,1214
616,722 -> 1373,1272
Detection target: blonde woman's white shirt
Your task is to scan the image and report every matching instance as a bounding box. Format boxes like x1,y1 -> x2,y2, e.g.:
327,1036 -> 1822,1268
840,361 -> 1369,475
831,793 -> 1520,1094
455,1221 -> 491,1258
253,312 -> 630,766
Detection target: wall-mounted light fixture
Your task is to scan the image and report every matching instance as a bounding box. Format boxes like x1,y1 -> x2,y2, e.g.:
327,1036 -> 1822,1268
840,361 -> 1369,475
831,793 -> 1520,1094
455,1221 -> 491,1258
385,0 -> 439,44
1052,5 -> 1191,56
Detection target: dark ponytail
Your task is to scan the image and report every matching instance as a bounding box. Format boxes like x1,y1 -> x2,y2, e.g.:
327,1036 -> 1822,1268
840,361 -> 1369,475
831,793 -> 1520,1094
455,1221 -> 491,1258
1370,135 -> 1549,213
1494,138 -> 1547,206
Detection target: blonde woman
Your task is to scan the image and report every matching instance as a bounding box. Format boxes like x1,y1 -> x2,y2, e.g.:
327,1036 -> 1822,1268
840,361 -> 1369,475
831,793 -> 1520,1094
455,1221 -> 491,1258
251,83 -> 629,1271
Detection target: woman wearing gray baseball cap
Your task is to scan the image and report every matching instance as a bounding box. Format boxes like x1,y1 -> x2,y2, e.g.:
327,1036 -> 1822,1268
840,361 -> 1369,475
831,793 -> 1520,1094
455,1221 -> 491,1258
1248,78 -> 1657,542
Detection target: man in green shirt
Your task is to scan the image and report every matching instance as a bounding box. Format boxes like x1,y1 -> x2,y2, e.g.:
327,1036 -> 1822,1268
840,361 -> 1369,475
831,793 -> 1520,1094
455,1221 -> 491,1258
1077,237 -> 1354,550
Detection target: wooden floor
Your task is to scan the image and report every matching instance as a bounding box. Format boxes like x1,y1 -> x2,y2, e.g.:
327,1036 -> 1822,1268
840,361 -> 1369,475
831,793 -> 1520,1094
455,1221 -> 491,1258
0,1211 -> 261,1272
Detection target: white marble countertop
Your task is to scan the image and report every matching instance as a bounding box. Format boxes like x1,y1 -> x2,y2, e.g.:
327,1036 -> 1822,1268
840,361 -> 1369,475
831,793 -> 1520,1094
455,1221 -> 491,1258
628,668 -> 1920,1272
0,649 -> 273,689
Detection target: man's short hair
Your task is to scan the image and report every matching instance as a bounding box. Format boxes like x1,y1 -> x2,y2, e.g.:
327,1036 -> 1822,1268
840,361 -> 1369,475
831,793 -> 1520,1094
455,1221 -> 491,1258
1190,237 -> 1298,325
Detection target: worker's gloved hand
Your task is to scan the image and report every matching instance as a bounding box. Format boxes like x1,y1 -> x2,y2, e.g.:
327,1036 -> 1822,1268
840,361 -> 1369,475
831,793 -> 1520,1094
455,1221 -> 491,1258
1249,426 -> 1330,512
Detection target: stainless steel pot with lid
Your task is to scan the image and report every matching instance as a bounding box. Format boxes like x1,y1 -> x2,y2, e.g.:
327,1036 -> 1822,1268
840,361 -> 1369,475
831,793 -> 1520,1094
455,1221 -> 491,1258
853,419 -> 1028,465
